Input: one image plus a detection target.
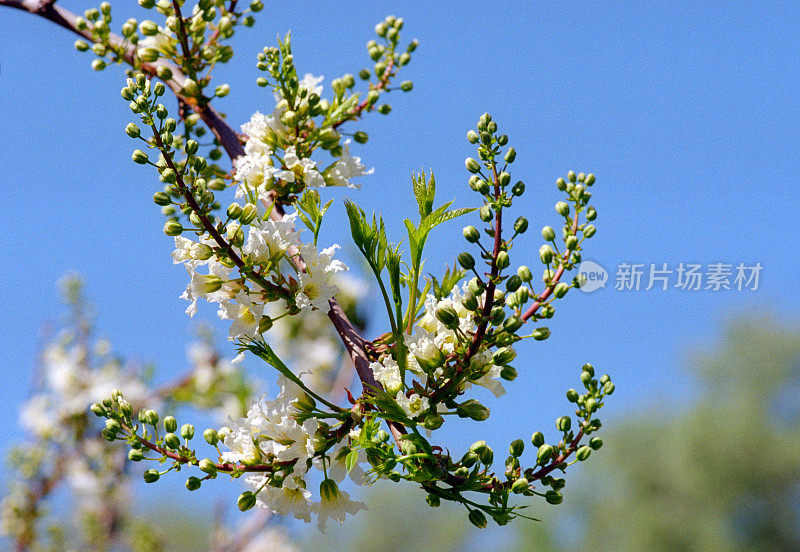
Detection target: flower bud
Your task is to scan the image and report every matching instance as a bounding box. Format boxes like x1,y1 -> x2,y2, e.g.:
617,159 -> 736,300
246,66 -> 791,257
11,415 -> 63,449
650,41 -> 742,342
237,491 -> 257,511
513,216 -> 528,234
461,451 -> 479,467
568,170 -> 577,183
492,347 -> 516,365
556,416 -> 571,432
539,245 -> 554,264
463,225 -> 480,243
467,130 -> 479,144
479,446 -> 494,465
426,494 -> 441,507
545,490 -> 563,504
143,469 -> 160,483
498,172 -> 511,187
583,225 -> 596,238
565,235 -> 579,251
182,79 -> 200,96
566,389 -> 579,402
164,417 -> 177,433
435,305 -> 460,330
457,399 -> 490,421
199,459 -> 217,474
509,439 -> 525,457
537,444 -> 554,465
511,477 -> 529,494
132,149 -> 149,164
185,476 -> 202,491
553,282 -> 569,299
500,365 -> 518,381
422,412 -> 444,431
468,509 -> 487,529
531,431 -> 545,447
128,449 -> 144,462
511,181 -> 525,196
576,445 -> 591,461
603,382 -> 615,395
582,363 -> 595,376
204,428 -> 219,445
505,275 -> 522,293
555,201 -> 570,216
532,327 -> 550,341
469,440 -> 487,455
465,157 -> 481,173
496,251 -> 510,269
353,131 -> 368,144
164,432 -> 180,449
144,409 -> 159,425
239,203 -> 258,224
458,252 -> 475,270
504,148 -> 516,163
479,205 -> 493,222
180,423 -> 195,440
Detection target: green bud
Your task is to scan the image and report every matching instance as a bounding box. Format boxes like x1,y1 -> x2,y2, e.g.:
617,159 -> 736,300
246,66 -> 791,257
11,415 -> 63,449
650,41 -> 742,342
128,449 -> 144,462
203,428 -> 219,445
408,39 -> 419,52
500,365 -> 518,381
511,181 -> 525,196
553,282 -> 569,299
461,451 -> 479,467
227,203 -> 243,219
467,130 -> 479,144
239,203 -> 258,224
489,306 -> 505,326
566,389 -> 579,402
463,225 -> 480,243
153,192 -> 171,206
132,149 -> 149,164
556,416 -> 571,432
140,20 -> 159,35
164,432 -> 180,449
539,245 -> 554,264
509,439 -> 525,457
545,490 -> 563,504
496,251 -> 510,269
505,275 -> 522,293
156,66 -> 173,80
576,445 -> 591,461
457,399 -> 490,421
531,431 -> 545,447
180,423 -> 195,440
435,305 -> 460,330
143,469 -> 160,483
582,363 -> 595,376
504,148 -> 516,163
163,220 -> 183,236
164,417 -> 177,432
537,444 -> 555,465
568,170 -> 577,183
532,327 -> 550,341
589,437 -> 603,450
585,398 -> 597,413
479,205 -> 493,222
199,458 -> 217,474
185,139 -> 199,155
555,201 -> 570,216
186,476 -> 201,491
359,68 -> 371,80
468,509 -> 487,529
182,79 -> 200,96
237,491 -> 257,511
465,157 -> 481,173
153,82 -> 166,97
400,80 -> 413,92
469,441 -> 487,455
422,412 -> 444,431
583,225 -> 596,238
556,177 -> 567,191
426,494 -> 441,507
458,252 -> 475,270
565,235 -> 579,251
498,172 -> 511,187
492,347 -> 516,365
511,477 -> 530,494
585,173 -> 596,186
353,131 -> 368,144
603,382 -> 615,395
479,446 -> 494,466
514,217 -> 528,234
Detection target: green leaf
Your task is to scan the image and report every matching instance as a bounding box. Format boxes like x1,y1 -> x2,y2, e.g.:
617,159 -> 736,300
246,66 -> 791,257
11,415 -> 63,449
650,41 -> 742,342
345,450 -> 359,473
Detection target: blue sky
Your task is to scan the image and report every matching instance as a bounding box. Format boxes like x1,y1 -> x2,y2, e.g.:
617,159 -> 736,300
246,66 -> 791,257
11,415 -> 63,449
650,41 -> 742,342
1,0 -> 799,534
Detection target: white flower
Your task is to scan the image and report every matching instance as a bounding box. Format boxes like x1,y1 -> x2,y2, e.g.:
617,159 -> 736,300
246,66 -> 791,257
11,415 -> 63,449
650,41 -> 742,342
370,357 -> 402,395
396,392 -> 430,420
325,140 -> 373,188
243,213 -> 302,263
283,146 -> 325,188
314,479 -> 366,532
246,474 -> 314,522
138,27 -> 176,56
295,244 -> 348,312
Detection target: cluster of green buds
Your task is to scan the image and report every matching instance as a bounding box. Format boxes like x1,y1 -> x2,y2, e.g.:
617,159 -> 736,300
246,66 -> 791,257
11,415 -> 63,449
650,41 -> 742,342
74,0 -> 262,98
